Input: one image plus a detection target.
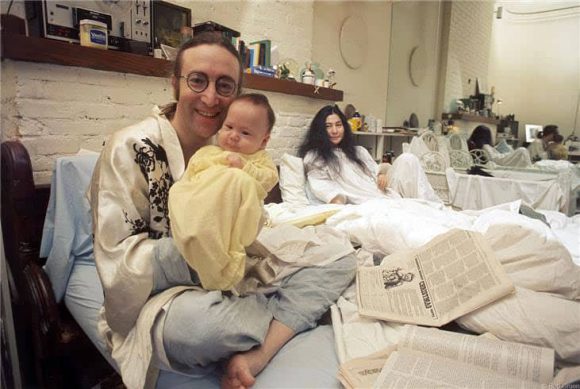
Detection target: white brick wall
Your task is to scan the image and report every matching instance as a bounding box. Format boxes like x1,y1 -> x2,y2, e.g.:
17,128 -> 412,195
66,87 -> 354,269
443,2 -> 494,112
0,59 -> 331,184
0,0 -> 336,185
173,0 -> 313,64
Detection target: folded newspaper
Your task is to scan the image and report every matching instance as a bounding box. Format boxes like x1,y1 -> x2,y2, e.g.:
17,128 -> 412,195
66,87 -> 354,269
356,229 -> 514,326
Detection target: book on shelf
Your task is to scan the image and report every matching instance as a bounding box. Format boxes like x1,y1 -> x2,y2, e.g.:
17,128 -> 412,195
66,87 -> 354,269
238,40 -> 252,69
249,39 -> 271,67
339,325 -> 556,389
356,229 -> 514,327
247,42 -> 262,68
247,65 -> 276,77
247,47 -> 256,68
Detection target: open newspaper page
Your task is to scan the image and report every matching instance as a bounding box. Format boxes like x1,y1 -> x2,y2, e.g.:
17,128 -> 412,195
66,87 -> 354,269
373,349 -> 545,389
356,229 -> 514,326
398,325 -> 554,384
337,346 -> 395,389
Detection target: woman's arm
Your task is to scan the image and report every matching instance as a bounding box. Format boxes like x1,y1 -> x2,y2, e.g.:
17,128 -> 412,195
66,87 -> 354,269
355,146 -> 388,190
303,152 -> 347,204
377,173 -> 388,190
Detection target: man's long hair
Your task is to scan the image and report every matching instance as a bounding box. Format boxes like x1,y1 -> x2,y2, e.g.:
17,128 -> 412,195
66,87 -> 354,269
298,105 -> 367,175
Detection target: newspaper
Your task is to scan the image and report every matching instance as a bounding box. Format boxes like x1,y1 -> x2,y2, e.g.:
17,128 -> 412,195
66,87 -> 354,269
337,347 -> 395,389
356,229 -> 514,326
337,326 -> 554,389
373,325 -> 555,389
375,350 -> 545,389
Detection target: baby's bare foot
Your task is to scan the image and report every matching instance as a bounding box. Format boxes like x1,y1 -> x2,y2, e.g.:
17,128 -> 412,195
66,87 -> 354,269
221,349 -> 268,389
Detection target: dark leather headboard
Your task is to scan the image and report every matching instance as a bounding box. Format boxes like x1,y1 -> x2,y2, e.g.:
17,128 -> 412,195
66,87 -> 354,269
1,141 -> 114,387
265,172 -> 282,204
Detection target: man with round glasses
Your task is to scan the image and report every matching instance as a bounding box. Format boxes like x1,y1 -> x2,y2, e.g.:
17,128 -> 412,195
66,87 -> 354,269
89,32 -> 356,388
180,71 -> 238,97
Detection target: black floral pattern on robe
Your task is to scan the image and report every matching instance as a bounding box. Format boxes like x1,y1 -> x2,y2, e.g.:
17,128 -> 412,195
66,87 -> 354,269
125,138 -> 174,238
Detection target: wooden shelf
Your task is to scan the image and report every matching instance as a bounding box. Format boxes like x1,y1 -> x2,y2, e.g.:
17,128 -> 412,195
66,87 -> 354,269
442,113 -> 500,125
1,33 -> 343,102
354,131 -> 415,138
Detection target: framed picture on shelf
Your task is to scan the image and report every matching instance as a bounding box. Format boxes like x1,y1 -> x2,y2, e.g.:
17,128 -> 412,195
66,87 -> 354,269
525,124 -> 543,143
152,1 -> 192,48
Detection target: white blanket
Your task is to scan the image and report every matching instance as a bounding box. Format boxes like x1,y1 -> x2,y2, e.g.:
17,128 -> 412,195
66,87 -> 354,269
266,199 -> 580,365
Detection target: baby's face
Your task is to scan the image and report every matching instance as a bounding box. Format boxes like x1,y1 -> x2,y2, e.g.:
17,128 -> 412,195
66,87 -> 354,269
217,100 -> 270,155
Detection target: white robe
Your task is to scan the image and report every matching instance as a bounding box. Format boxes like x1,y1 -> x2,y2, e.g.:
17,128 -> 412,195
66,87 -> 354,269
528,139 -> 547,161
90,107 -> 194,388
483,144 -> 532,167
303,147 -> 441,205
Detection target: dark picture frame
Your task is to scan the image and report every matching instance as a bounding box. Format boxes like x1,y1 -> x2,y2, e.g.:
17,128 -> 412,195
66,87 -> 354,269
152,0 -> 192,48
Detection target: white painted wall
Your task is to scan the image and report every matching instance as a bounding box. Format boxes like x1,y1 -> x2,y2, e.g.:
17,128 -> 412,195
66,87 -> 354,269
489,1 -> 580,140
173,0 -> 313,65
312,1 -> 391,122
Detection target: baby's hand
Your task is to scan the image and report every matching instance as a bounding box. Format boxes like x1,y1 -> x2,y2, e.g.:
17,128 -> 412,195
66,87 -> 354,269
226,153 -> 245,169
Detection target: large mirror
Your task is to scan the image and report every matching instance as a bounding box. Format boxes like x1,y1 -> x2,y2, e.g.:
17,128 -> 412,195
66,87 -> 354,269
385,1 -> 443,129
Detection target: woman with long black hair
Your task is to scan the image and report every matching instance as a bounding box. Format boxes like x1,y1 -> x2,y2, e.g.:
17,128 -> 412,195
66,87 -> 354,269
298,105 -> 441,205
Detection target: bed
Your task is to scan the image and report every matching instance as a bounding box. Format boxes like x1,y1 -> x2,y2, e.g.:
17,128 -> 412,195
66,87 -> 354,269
408,133 -> 580,214
275,153 -> 580,367
3,141 -> 580,388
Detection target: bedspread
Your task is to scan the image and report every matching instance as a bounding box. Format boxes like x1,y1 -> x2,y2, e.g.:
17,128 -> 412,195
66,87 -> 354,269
312,198 -> 580,364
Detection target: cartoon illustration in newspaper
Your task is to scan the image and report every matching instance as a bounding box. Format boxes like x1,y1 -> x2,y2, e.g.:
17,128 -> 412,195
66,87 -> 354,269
382,268 -> 415,289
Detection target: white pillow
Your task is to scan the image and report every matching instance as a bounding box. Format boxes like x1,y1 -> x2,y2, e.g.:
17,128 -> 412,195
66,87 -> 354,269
279,154 -> 310,206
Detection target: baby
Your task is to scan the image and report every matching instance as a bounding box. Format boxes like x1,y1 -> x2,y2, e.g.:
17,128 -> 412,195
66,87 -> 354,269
169,93 -> 278,292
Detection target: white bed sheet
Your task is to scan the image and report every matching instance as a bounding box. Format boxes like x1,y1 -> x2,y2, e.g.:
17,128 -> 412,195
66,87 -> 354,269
266,199 -> 579,266
446,168 -> 566,212
316,198 -> 580,364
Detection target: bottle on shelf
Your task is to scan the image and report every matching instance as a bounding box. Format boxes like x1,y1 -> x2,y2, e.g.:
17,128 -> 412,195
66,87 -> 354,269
349,111 -> 362,132
153,37 -> 163,59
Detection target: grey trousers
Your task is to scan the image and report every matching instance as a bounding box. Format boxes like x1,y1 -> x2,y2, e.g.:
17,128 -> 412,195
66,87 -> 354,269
153,253 -> 356,373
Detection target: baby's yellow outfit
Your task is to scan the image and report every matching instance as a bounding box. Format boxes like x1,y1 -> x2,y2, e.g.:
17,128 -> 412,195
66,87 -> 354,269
169,145 -> 278,291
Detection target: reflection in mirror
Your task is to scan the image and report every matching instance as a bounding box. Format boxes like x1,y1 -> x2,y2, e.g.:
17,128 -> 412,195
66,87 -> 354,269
385,2 -> 443,130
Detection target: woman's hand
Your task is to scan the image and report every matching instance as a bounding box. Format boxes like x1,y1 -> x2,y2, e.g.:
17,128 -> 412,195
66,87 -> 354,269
329,195 -> 346,204
227,153 -> 245,169
377,173 -> 388,190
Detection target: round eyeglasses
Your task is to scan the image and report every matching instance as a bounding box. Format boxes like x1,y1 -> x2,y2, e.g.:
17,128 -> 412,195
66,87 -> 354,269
179,72 -> 237,97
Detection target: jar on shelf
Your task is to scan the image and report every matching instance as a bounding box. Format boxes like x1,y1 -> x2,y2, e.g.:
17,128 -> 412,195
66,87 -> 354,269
349,111 -> 362,132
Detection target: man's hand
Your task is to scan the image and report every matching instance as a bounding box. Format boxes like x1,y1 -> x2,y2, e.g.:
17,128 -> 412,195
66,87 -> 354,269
227,153 -> 245,169
377,173 -> 388,190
